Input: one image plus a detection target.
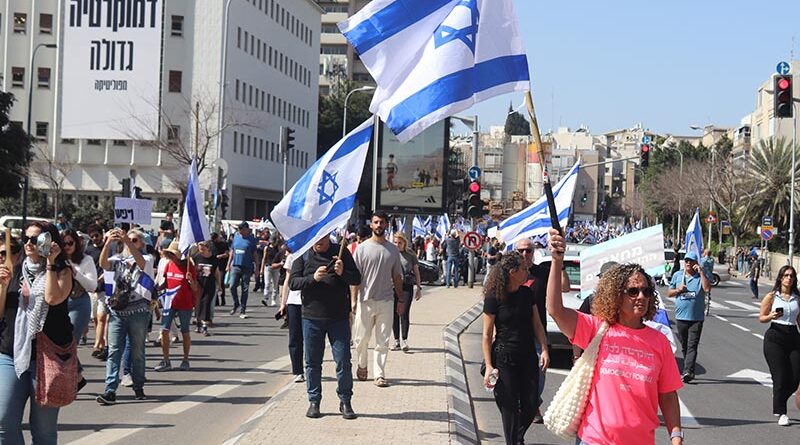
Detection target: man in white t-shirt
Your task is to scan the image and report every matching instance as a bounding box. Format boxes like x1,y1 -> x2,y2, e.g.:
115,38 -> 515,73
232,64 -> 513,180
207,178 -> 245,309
351,212 -> 403,387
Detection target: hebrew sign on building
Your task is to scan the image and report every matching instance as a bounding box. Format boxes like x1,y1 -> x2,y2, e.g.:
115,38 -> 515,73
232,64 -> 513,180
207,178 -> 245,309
61,0 -> 163,140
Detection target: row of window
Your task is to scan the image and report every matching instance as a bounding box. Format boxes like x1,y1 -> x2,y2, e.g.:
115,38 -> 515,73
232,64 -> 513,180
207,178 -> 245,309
5,120 -> 141,147
237,26 -> 312,89
5,12 -> 53,35
246,0 -> 313,47
232,130 -> 309,169
10,66 -> 52,89
318,2 -> 349,14
234,78 -> 311,129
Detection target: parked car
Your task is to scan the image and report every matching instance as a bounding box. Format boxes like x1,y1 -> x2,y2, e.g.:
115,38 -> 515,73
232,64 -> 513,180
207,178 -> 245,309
418,259 -> 440,284
533,245 -> 584,351
0,216 -> 53,238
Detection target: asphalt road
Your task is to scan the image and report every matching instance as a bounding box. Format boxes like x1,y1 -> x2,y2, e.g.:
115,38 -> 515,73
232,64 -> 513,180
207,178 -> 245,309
461,278 -> 800,444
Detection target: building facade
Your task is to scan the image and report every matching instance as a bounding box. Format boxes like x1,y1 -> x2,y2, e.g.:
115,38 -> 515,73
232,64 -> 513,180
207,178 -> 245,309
317,0 -> 373,95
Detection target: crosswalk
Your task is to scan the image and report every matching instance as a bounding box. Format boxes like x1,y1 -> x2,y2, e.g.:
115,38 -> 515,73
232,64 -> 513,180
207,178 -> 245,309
662,297 -> 761,313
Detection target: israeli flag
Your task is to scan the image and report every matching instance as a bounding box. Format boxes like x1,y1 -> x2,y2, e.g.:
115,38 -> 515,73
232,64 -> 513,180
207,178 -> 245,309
412,215 -> 427,238
339,0 -> 529,142
498,161 -> 580,247
397,217 -> 406,234
271,118 -> 373,258
179,159 -> 211,256
435,213 -> 451,240
684,208 -> 703,261
423,215 -> 432,233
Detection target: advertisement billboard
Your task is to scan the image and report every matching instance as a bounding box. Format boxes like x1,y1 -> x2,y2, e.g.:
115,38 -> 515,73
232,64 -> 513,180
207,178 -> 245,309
376,119 -> 448,214
61,0 -> 164,140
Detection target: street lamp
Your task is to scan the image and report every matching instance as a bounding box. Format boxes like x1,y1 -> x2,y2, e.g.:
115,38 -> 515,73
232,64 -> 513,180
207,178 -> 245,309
342,86 -> 375,138
690,125 -> 715,249
22,42 -> 58,227
663,139 -> 684,242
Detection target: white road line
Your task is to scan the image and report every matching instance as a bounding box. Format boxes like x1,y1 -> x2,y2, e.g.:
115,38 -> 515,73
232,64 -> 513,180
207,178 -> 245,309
753,333 -> 765,340
750,301 -> 762,307
708,300 -> 730,310
725,300 -> 759,311
546,368 -> 570,377
727,369 -> 772,388
725,281 -> 744,287
728,323 -> 750,332
66,427 -> 143,445
147,379 -> 254,415
712,314 -> 729,322
678,397 -> 700,427
252,354 -> 291,372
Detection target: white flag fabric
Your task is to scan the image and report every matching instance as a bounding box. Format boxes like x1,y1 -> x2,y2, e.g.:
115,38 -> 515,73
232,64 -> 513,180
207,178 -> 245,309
271,118 -> 373,258
412,215 -> 427,238
684,209 -> 703,261
498,161 -> 581,247
339,0 -> 529,142
178,159 -> 210,255
435,213 -> 451,240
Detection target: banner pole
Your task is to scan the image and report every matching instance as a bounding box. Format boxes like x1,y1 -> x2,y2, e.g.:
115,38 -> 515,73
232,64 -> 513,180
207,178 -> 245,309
524,91 -> 562,233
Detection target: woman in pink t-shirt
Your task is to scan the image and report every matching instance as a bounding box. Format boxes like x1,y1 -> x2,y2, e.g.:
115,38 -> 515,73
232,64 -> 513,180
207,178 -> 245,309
545,229 -> 684,445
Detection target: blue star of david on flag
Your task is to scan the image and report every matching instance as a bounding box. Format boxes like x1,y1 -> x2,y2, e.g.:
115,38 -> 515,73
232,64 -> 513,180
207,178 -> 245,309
316,170 -> 339,205
433,0 -> 479,54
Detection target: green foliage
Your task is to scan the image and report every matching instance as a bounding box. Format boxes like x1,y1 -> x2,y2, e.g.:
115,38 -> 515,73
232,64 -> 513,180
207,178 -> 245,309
0,189 -> 49,217
503,102 -> 530,136
0,92 -> 33,198
317,80 -> 373,158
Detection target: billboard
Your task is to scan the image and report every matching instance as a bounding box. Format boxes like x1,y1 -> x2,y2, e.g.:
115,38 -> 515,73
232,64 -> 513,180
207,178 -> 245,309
61,0 -> 164,140
376,119 -> 448,214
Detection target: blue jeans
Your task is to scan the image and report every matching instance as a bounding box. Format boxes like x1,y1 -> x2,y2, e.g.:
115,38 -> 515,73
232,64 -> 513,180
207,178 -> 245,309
160,309 -> 192,333
0,353 -> 59,445
229,266 -> 253,313
445,256 -> 459,287
105,310 -> 150,393
287,305 -> 304,375
535,342 -> 546,406
68,293 -> 91,340
302,318 -> 353,403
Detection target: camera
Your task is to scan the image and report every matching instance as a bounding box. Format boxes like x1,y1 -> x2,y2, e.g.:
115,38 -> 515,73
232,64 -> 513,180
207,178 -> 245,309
36,232 -> 52,258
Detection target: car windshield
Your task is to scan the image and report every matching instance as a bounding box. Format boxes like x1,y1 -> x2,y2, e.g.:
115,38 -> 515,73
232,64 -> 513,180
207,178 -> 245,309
564,261 -> 580,290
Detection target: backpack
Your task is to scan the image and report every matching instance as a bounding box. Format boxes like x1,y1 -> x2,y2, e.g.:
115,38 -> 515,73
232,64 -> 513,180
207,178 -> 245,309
107,261 -> 140,311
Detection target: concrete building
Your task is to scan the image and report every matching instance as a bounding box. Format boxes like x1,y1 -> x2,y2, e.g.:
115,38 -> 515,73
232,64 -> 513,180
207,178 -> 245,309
542,127 -> 604,222
2,0 -> 322,221
601,124 -> 656,221
317,0 -> 374,95
748,60 -> 800,150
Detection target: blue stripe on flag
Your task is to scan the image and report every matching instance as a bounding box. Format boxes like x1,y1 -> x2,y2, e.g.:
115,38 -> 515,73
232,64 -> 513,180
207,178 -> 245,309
513,207 -> 571,235
385,55 -> 529,136
285,193 -> 357,253
499,163 -> 579,229
342,0 -> 455,55
139,272 -> 155,293
185,180 -> 205,251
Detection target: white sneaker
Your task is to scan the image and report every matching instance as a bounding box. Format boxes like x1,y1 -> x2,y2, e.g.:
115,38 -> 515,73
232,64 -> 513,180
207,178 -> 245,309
779,414 -> 790,426
293,374 -> 305,383
401,339 -> 409,352
391,341 -> 400,351
239,313 -> 248,319
269,298 -> 277,307
121,374 -> 133,387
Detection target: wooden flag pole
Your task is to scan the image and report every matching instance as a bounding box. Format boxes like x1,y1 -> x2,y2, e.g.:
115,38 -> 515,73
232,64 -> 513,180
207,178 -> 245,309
524,91 -> 562,233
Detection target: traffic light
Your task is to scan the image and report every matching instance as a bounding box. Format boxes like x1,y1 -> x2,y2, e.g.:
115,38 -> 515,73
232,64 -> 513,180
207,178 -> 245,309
774,74 -> 793,118
280,126 -> 296,154
467,180 -> 483,218
640,144 -> 650,169
220,190 -> 229,218
581,192 -> 587,206
120,178 -> 131,197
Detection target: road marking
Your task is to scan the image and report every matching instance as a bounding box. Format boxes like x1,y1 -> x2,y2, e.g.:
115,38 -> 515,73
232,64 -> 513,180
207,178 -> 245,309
725,300 -> 759,311
725,281 -> 744,287
753,333 -> 765,340
252,354 -> 291,372
546,368 -> 570,377
66,427 -> 142,445
750,301 -> 762,307
708,300 -> 730,310
712,314 -> 729,322
728,323 -> 750,332
727,369 -> 772,388
147,379 -> 255,415
678,397 -> 700,427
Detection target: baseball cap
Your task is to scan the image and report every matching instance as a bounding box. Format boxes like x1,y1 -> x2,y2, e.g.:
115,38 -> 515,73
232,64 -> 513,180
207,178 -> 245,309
684,252 -> 699,262
238,221 -> 250,229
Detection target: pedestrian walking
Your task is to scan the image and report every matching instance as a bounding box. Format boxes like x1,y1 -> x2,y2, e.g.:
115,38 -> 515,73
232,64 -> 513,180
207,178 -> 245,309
290,235 -> 361,419
352,212 -> 404,388
193,241 -> 221,336
60,229 -> 96,386
758,265 -> 800,426
748,260 -> 761,299
225,222 -> 259,318
261,236 -> 283,307
481,251 -> 549,445
546,229 -> 684,445
279,250 -> 304,382
390,233 -> 422,352
668,251 -> 711,383
155,241 -> 199,372
85,224 -> 109,361
96,228 -> 156,405
211,232 -> 229,306
442,229 -> 461,288
0,223 -> 75,444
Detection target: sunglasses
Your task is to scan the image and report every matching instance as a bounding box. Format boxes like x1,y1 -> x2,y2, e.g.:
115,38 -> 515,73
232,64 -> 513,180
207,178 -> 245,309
128,238 -> 140,243
517,248 -> 533,254
64,240 -> 75,247
22,235 -> 38,245
624,287 -> 655,298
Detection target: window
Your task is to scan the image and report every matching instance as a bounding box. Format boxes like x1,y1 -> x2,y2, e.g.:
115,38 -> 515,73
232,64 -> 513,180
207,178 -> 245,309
235,79 -> 240,101
233,131 -> 238,153
61,138 -> 75,144
11,67 -> 24,88
247,135 -> 251,156
39,13 -> 52,34
113,140 -> 127,146
320,44 -> 347,55
168,70 -> 182,92
13,13 -> 26,34
250,35 -> 254,55
167,125 -> 180,142
254,87 -> 259,108
171,15 -> 184,36
260,91 -> 265,111
35,122 -> 48,138
321,24 -> 339,34
239,133 -> 244,154
237,27 -> 241,48
87,139 -> 102,145
37,68 -> 51,88
244,31 -> 249,52
248,85 -> 253,106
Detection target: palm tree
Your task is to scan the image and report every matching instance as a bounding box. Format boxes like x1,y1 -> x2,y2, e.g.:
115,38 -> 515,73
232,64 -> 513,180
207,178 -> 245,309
746,137 -> 800,229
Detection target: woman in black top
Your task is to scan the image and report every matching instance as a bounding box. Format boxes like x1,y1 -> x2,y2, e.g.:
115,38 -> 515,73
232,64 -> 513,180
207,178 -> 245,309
482,251 -> 549,445
193,241 -> 221,335
0,222 -> 74,445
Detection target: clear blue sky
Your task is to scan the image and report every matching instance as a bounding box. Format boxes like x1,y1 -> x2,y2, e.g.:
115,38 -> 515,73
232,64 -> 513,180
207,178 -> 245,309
466,0 -> 800,136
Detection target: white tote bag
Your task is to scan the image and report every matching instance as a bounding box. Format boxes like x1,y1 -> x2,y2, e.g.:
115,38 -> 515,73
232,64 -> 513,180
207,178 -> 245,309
543,322 -> 609,439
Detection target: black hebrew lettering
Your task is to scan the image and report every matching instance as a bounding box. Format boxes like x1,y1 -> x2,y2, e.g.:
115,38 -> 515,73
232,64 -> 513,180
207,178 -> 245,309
69,0 -> 159,29
90,39 -> 134,71
115,208 -> 135,220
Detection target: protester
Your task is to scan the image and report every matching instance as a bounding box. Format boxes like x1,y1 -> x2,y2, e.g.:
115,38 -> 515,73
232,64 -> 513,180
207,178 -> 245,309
253,230 -> 269,293
758,265 -> 800,426
352,213 -> 404,388
0,223 -> 74,444
748,260 -> 762,299
226,222 -> 259,318
55,213 -> 72,232
279,249 -> 304,382
96,228 -> 155,405
155,240 -> 199,372
158,212 -> 176,241
481,251 -> 549,445
546,229 -> 684,445
668,251 -> 711,383
85,224 -> 109,360
211,232 -> 229,306
482,238 -> 502,287
193,241 -> 221,336
290,234 -> 361,419
442,229 -> 461,288
261,235 -> 283,308
391,233 -> 422,352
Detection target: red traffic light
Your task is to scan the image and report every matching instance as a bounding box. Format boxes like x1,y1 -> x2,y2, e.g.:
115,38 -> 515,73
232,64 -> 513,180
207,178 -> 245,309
641,145 -> 649,153
778,78 -> 791,90
468,181 -> 481,194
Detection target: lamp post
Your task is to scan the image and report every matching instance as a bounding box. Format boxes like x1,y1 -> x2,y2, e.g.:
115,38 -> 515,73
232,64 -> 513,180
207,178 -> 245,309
690,125 -> 714,250
342,86 -> 375,137
22,42 -> 58,228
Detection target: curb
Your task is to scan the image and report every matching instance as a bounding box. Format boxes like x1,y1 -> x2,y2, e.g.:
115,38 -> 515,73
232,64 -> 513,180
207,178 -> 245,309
444,301 -> 483,445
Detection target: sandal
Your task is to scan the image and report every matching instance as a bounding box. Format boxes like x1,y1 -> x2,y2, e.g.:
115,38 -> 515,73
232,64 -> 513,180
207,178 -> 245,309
374,377 -> 388,387
356,366 -> 368,381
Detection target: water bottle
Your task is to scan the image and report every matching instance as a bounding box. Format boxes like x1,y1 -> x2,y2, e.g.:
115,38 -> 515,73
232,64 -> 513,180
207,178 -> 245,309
485,369 -> 499,392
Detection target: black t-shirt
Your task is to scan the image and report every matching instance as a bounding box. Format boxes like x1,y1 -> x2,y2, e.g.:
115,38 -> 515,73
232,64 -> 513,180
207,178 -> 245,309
160,220 -> 175,233
193,254 -> 218,294
0,265 -> 21,356
524,263 -> 550,335
483,285 -> 537,355
487,245 -> 500,265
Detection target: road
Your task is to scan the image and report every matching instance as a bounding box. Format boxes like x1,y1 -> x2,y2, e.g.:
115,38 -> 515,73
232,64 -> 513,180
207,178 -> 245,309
461,278 -> 800,444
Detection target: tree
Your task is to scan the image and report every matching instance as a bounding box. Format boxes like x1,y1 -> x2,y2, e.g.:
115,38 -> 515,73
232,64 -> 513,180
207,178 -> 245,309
317,80 -> 373,158
0,92 -> 33,198
30,144 -> 77,218
503,102 -> 530,137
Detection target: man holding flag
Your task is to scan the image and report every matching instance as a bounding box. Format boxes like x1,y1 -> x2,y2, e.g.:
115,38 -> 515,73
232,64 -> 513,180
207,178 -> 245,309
668,209 -> 711,383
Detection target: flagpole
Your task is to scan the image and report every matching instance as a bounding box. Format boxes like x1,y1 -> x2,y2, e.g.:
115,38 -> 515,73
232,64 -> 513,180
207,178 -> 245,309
524,91 -> 562,232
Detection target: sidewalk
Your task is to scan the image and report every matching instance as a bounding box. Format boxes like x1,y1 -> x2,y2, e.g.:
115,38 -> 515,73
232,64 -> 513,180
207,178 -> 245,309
230,285 -> 482,445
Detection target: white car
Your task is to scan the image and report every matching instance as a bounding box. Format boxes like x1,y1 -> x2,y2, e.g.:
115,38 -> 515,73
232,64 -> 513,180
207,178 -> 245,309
533,245 -> 585,351
0,216 -> 53,238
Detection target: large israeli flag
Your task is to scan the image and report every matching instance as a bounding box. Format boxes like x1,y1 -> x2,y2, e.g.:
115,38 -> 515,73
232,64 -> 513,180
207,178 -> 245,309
271,118 -> 373,257
339,0 -> 529,142
684,208 -> 703,261
498,161 -> 581,247
435,213 -> 451,240
412,215 -> 427,238
179,159 -> 210,255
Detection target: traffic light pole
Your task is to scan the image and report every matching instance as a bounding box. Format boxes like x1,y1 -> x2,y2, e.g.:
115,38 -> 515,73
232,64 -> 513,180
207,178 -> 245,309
468,116 -> 478,288
789,103 -> 796,265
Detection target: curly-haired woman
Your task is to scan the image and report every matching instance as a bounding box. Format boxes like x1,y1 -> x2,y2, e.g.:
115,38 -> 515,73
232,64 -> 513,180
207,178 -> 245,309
481,251 -> 549,445
545,228 -> 684,445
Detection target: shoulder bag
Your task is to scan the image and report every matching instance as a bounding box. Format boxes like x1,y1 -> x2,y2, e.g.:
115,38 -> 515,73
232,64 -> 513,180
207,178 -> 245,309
35,332 -> 78,408
543,321 -> 609,439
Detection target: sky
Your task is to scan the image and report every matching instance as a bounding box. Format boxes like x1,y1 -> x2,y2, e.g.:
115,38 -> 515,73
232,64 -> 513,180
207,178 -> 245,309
461,0 -> 800,137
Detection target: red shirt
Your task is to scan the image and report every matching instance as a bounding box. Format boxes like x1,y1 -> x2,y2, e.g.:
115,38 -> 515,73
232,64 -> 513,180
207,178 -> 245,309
164,261 -> 197,310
